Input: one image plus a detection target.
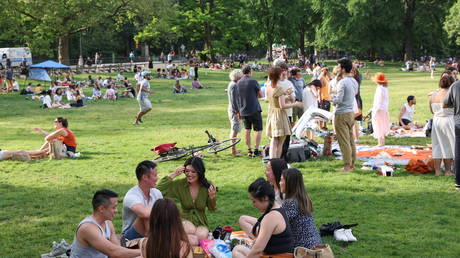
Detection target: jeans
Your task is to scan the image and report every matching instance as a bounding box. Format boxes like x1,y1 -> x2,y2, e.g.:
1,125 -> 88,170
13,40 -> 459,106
455,124 -> 460,185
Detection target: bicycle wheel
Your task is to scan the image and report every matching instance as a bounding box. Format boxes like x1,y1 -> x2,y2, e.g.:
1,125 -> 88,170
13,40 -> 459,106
153,148 -> 190,162
207,137 -> 241,154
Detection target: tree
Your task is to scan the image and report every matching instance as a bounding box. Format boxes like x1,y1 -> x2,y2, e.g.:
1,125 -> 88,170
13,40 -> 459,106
6,0 -> 133,64
445,0 -> 460,46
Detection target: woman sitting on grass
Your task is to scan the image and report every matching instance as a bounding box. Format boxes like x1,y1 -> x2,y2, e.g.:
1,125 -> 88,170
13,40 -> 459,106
139,198 -> 193,258
33,117 -> 78,158
104,85 -> 116,100
92,85 -> 102,99
239,158 -> 288,235
233,178 -> 294,257
157,156 -> 217,246
280,168 -> 321,248
173,80 -> 187,94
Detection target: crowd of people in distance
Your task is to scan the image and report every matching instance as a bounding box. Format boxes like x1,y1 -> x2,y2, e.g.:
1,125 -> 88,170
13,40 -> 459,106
225,57 -> 459,176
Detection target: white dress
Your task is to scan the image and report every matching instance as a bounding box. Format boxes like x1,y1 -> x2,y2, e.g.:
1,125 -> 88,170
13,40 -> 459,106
431,103 -> 455,159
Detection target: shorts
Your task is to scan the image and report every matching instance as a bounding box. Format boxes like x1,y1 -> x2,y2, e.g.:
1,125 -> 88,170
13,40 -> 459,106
228,111 -> 242,133
243,112 -> 263,131
123,225 -> 143,240
399,119 -> 411,126
65,145 -> 77,153
138,97 -> 152,112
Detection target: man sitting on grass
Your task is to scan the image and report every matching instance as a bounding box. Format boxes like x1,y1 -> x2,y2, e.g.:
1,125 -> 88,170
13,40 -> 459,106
122,161 -> 163,240
70,189 -> 140,258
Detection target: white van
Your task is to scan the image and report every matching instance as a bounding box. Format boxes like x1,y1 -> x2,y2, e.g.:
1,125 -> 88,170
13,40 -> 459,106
0,47 -> 33,67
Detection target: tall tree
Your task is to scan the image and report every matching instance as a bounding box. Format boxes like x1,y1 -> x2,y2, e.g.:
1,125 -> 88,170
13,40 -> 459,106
6,0 -> 132,64
403,0 -> 416,61
445,0 -> 460,46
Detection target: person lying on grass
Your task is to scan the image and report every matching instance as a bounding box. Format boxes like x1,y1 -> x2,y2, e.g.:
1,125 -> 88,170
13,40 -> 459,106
32,117 -> 78,158
0,149 -> 38,161
233,178 -> 294,257
157,156 -> 217,246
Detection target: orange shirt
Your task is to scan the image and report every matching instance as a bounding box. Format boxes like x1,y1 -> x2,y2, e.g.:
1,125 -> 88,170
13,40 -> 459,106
319,77 -> 330,101
59,128 -> 77,147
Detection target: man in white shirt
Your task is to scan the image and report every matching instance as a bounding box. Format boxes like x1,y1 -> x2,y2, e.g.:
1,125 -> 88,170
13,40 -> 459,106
122,160 -> 163,240
399,95 -> 416,127
12,79 -> 20,91
117,72 -> 124,82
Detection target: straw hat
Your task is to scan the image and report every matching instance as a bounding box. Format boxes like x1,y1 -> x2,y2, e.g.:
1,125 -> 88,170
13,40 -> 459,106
373,72 -> 388,83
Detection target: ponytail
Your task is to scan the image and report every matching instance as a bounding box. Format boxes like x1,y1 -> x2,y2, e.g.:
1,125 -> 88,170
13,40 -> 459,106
248,178 -> 275,236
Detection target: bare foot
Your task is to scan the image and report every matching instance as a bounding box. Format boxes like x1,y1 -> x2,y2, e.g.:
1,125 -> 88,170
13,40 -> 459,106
435,171 -> 442,176
445,171 -> 455,176
230,150 -> 243,156
339,167 -> 353,172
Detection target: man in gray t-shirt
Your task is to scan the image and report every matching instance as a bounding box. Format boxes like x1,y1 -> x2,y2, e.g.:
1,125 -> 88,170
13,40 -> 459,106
122,161 -> 163,240
443,79 -> 460,189
332,58 -> 359,172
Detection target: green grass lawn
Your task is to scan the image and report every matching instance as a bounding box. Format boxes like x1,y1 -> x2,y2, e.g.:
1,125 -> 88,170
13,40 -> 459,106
1,63 -> 459,257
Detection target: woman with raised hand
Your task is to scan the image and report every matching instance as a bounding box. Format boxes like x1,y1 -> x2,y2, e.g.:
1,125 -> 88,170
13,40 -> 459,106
280,168 -> 321,248
233,178 -> 294,257
157,156 -> 217,246
139,198 -> 193,258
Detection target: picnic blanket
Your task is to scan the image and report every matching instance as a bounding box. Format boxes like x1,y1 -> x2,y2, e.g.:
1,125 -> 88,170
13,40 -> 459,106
356,145 -> 433,173
388,128 -> 426,138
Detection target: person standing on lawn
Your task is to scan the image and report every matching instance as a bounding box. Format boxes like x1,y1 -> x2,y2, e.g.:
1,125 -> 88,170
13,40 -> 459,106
332,58 -> 359,172
443,76 -> 460,190
237,65 -> 263,157
133,72 -> 155,125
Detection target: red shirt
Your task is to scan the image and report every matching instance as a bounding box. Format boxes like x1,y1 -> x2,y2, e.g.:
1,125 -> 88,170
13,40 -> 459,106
59,128 -> 77,147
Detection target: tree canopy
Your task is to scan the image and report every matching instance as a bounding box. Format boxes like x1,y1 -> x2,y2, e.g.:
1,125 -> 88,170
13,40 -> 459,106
1,0 -> 459,63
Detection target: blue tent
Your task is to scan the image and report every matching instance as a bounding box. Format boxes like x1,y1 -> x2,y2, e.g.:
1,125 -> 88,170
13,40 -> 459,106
28,68 -> 51,82
30,60 -> 70,69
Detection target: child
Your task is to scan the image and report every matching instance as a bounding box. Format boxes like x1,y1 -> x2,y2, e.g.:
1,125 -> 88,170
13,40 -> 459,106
371,73 -> 390,147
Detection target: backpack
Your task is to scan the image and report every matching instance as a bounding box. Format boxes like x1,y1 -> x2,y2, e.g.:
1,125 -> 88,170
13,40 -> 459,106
286,143 -> 311,163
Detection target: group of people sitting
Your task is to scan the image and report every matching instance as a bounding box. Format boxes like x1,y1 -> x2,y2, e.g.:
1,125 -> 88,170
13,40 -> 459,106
68,157 -> 323,258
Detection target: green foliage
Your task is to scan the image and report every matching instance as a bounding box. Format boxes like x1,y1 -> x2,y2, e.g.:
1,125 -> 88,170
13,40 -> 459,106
445,0 -> 460,45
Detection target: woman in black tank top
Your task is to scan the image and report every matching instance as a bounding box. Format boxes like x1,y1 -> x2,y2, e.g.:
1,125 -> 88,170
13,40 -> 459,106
233,178 -> 294,257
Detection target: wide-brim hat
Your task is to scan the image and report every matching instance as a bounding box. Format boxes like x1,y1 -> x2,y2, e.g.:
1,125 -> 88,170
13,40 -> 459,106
372,72 -> 388,83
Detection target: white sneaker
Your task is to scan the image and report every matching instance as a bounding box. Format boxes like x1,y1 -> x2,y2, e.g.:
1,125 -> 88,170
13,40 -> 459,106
334,228 -> 348,242
343,228 -> 357,241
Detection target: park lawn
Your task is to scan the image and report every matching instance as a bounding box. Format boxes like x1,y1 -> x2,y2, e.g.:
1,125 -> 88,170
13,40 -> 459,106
0,63 -> 459,257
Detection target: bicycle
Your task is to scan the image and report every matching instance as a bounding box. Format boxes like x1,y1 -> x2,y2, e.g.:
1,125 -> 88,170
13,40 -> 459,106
151,130 -> 241,162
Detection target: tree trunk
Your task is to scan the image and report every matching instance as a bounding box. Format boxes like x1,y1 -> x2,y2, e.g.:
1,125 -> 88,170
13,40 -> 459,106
58,36 -> 70,65
299,26 -> 305,58
403,0 -> 416,61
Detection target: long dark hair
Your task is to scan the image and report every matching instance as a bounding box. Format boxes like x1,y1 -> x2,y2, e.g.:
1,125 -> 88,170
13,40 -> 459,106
249,178 -> 275,236
268,158 -> 288,197
146,198 -> 191,258
184,156 -> 211,188
282,168 -> 313,216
